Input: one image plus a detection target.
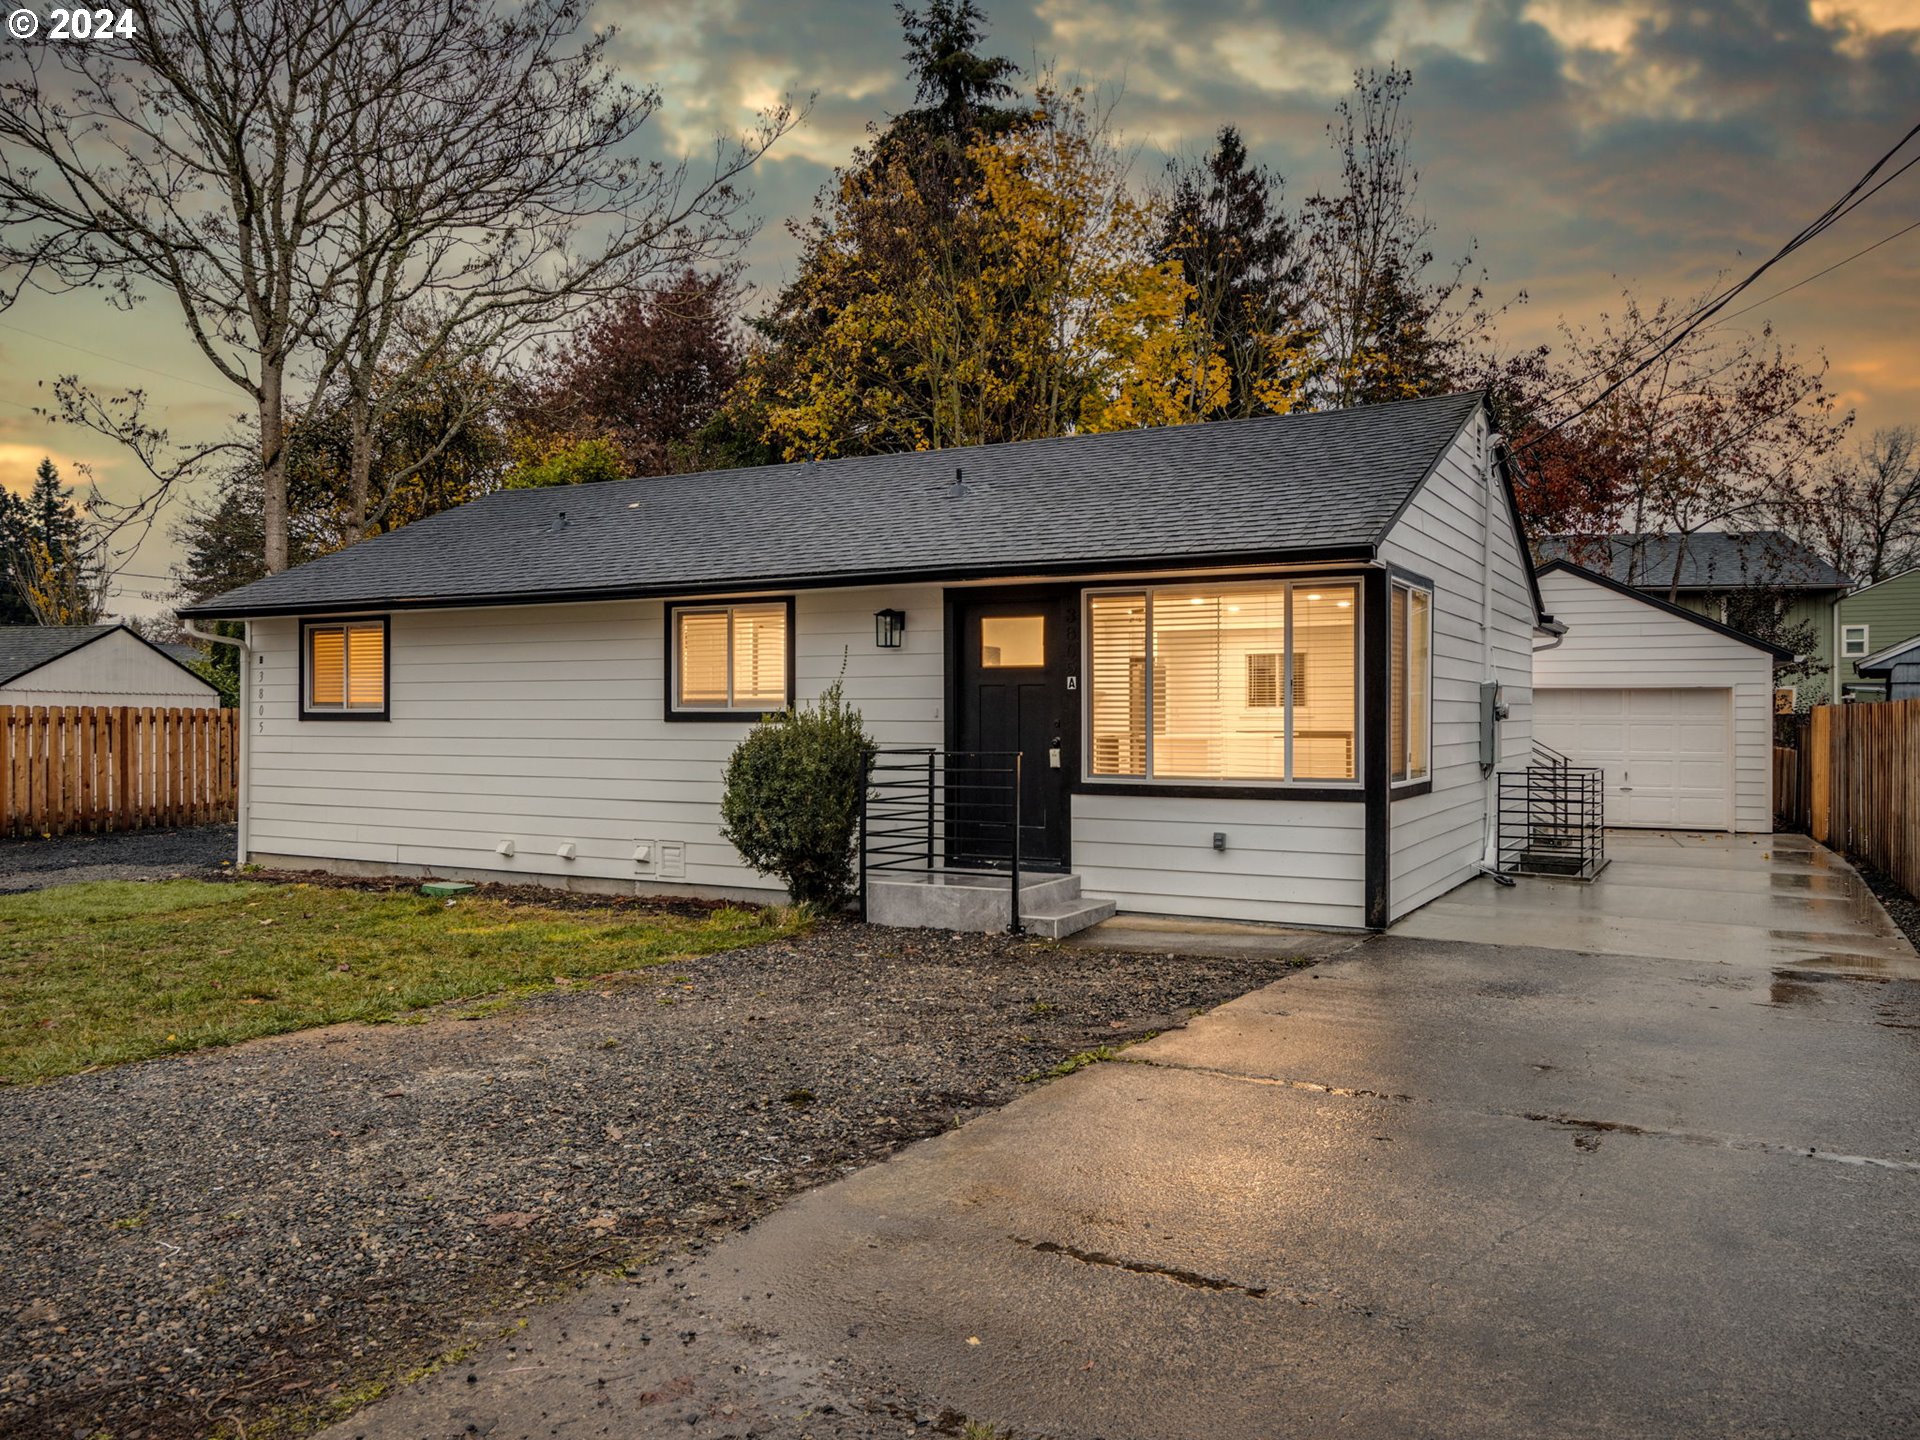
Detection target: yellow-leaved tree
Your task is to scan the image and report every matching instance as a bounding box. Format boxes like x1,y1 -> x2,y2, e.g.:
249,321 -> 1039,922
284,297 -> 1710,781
760,81 -> 1232,459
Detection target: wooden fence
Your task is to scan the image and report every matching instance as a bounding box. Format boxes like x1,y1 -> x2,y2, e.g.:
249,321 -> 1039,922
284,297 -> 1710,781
1778,697 -> 1920,900
1773,743 -> 1809,834
0,705 -> 238,838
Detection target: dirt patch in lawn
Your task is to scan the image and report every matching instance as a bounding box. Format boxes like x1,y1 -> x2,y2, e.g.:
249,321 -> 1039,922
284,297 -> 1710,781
0,920 -> 1330,1440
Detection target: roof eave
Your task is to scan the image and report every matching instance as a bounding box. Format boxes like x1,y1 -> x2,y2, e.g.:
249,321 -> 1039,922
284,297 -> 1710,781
1535,559 -> 1797,662
178,542 -> 1385,622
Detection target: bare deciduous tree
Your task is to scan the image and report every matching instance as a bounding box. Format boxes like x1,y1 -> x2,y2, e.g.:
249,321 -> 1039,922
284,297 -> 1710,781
1797,427 -> 1920,586
0,0 -> 794,571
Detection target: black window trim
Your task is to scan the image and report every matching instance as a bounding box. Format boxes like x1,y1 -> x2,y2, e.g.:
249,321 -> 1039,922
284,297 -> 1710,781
298,614 -> 391,722
1389,578 -> 1435,788
663,596 -> 797,723
1078,574 -> 1366,794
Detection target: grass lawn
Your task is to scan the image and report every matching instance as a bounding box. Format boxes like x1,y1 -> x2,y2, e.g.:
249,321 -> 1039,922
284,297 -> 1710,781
0,880 -> 803,1083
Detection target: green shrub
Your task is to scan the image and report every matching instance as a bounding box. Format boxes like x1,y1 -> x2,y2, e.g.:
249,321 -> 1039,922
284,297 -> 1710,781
719,681 -> 875,909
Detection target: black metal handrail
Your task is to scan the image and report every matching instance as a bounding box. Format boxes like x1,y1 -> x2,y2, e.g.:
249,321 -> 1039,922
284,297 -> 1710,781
1497,758 -> 1606,881
1531,739 -> 1573,769
858,747 -> 1025,933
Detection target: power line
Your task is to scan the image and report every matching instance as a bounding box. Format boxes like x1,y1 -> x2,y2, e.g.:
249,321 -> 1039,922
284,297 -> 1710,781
0,319 -> 240,398
1711,214 -> 1920,328
1518,118 -> 1920,450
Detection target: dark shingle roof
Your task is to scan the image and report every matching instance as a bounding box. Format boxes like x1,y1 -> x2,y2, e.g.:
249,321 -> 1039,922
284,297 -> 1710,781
1536,531 -> 1849,592
0,624 -> 120,685
1857,633 -> 1920,675
182,392 -> 1488,619
0,624 -> 217,690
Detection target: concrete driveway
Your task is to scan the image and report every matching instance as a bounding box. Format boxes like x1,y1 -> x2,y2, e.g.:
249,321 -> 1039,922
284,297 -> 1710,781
329,834 -> 1920,1439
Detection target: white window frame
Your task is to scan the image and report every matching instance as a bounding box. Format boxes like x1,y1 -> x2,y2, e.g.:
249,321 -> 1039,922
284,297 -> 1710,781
1079,577 -> 1363,790
666,599 -> 793,718
1390,580 -> 1434,787
1841,624 -> 1870,659
300,616 -> 389,720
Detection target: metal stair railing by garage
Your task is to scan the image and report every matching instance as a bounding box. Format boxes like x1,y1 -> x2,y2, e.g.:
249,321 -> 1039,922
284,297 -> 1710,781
857,747 -> 1024,933
1497,741 -> 1607,881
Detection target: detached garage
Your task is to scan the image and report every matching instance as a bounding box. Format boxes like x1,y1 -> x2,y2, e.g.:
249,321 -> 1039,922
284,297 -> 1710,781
1533,561 -> 1790,834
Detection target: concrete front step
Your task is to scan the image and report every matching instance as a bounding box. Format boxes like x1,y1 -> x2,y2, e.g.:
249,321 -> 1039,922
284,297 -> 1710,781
1021,897 -> 1118,940
865,868 -> 1107,935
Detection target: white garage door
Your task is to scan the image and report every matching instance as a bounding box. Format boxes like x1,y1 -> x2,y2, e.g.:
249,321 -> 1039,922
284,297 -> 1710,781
1534,688 -> 1733,830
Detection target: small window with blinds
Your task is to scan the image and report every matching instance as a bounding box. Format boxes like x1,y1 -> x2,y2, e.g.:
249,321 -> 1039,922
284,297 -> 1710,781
1390,582 -> 1432,783
301,618 -> 389,719
668,600 -> 793,718
1085,580 -> 1358,785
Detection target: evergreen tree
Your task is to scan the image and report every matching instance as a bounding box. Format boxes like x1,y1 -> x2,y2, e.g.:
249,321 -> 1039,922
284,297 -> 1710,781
0,484 -> 33,623
893,0 -> 1023,144
1156,127 -> 1310,419
7,458 -> 106,625
28,457 -> 86,568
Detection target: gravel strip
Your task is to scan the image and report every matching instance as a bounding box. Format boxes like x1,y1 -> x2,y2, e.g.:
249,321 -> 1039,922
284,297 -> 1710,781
0,909 -> 1328,1440
1850,853 -> 1920,952
0,824 -> 236,893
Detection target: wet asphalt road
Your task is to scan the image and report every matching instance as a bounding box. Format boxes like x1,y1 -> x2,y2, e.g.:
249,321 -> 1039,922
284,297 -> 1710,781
325,855 -> 1920,1439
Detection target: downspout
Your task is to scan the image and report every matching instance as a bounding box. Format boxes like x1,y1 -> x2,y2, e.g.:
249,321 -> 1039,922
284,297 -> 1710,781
182,620 -> 252,866
1475,428 -> 1513,884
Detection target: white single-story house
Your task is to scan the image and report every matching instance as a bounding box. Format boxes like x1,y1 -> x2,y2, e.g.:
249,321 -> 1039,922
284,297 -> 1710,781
180,391 -> 1547,933
1531,561 -> 1791,833
0,624 -> 221,709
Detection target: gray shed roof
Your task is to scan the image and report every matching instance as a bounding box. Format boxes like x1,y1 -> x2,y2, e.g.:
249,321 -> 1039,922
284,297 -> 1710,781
183,391 -> 1491,620
0,624 -> 121,685
1856,632 -> 1920,676
1536,531 -> 1849,592
0,623 -> 217,690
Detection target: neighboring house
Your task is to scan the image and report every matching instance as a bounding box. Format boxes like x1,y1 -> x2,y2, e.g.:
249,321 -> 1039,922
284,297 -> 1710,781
1855,633 -> 1920,702
0,625 -> 222,709
1535,531 -> 1848,707
180,390 -> 1546,933
1833,566 -> 1920,701
1533,562 -> 1791,833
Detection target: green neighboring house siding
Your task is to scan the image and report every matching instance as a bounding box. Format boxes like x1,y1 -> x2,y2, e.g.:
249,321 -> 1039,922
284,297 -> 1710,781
1837,568 -> 1920,697
1668,589 -> 1839,698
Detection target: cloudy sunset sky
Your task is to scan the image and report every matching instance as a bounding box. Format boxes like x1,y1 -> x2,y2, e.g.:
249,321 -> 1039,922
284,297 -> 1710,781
2,0 -> 1916,616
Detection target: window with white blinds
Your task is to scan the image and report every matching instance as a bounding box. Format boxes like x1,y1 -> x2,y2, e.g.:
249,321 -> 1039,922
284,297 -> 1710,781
1086,581 -> 1358,784
671,602 -> 791,714
1391,582 -> 1432,783
303,619 -> 388,716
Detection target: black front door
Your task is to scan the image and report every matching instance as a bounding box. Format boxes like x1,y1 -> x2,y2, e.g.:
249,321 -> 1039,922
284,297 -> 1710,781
951,589 -> 1076,870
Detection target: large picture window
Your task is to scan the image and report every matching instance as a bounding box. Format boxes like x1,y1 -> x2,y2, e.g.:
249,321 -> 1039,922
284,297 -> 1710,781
1390,582 -> 1431,783
669,601 -> 792,716
1087,580 -> 1358,784
302,618 -> 388,719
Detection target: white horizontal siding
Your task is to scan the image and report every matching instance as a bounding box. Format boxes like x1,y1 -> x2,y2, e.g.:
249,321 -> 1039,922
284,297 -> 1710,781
1,631 -> 218,708
1071,792 -> 1365,928
1378,413 -> 1536,921
244,587 -> 945,895
1534,568 -> 1774,832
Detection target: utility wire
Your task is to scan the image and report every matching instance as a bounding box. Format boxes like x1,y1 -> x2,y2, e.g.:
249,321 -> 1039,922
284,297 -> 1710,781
1517,118 -> 1920,451
0,319 -> 238,398
1710,213 -> 1920,328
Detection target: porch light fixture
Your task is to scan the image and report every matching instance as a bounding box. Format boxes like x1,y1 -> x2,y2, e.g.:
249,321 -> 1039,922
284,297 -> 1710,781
874,608 -> 907,648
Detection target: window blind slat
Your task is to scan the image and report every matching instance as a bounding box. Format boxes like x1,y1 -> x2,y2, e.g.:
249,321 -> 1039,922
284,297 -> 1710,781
677,611 -> 730,706
732,604 -> 788,708
1089,593 -> 1146,775
1292,586 -> 1357,780
346,625 -> 385,708
308,629 -> 345,708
